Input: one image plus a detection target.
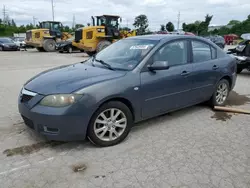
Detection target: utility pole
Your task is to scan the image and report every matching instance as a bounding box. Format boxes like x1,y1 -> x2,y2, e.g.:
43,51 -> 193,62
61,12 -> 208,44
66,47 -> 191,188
177,11 -> 180,31
33,16 -> 37,26
72,14 -> 75,29
51,0 -> 55,21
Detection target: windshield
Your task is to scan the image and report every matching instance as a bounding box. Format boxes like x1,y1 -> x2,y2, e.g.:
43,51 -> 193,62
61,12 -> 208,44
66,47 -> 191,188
88,39 -> 159,70
0,38 -> 14,43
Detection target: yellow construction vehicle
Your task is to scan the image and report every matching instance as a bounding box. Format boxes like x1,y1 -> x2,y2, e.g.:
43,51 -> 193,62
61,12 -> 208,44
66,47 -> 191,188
25,21 -> 72,52
74,15 -> 136,56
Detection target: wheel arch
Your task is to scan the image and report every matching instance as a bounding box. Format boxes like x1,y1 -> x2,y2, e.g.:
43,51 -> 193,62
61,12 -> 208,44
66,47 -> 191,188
220,75 -> 232,90
96,97 -> 135,121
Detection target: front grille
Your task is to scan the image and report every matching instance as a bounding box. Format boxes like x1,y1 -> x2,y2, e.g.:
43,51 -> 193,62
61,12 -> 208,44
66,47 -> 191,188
21,115 -> 34,129
21,94 -> 34,103
26,31 -> 32,41
86,31 -> 93,39
75,29 -> 82,42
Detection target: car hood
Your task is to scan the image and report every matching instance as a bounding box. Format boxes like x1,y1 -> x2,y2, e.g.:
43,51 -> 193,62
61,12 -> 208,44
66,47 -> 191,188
24,63 -> 127,95
4,43 -> 16,46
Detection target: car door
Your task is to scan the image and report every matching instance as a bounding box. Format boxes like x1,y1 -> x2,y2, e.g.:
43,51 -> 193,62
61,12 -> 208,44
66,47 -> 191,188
190,39 -> 221,102
140,39 -> 194,119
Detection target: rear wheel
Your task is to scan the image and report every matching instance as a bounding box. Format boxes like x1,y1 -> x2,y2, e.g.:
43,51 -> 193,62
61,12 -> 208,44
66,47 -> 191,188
209,79 -> 230,107
36,47 -> 45,52
96,40 -> 112,53
87,101 -> 133,147
43,39 -> 56,52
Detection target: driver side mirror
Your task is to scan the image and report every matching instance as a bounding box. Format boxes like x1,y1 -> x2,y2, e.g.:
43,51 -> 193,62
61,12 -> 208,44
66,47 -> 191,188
147,61 -> 169,71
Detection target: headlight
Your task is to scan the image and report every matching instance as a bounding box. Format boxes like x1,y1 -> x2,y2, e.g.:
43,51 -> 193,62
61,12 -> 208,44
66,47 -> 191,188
39,94 -> 82,107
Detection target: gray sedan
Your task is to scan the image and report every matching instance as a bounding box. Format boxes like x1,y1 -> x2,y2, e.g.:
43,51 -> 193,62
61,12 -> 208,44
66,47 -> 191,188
18,35 -> 237,147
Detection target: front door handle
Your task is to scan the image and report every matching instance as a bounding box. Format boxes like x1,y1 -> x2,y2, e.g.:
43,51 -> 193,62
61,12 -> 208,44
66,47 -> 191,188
212,65 -> 219,70
181,71 -> 190,76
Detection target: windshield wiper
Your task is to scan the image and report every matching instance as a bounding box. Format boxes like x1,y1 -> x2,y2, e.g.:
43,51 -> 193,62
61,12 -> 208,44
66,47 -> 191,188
92,55 -> 114,70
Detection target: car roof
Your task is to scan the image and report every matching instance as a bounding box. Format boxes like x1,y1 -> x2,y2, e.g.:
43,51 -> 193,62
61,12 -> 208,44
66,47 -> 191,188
125,34 -> 204,42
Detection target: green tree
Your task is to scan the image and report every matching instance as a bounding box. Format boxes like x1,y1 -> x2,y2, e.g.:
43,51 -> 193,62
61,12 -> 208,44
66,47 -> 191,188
160,24 -> 165,31
166,22 -> 174,32
11,19 -> 16,27
227,20 -> 241,26
133,14 -> 149,35
75,24 -> 84,29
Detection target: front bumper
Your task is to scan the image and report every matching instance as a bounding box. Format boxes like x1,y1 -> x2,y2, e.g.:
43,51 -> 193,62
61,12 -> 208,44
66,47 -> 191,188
18,89 -> 91,141
3,46 -> 19,51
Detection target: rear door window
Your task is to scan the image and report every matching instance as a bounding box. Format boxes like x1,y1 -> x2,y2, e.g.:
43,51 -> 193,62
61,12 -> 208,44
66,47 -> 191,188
191,40 -> 214,63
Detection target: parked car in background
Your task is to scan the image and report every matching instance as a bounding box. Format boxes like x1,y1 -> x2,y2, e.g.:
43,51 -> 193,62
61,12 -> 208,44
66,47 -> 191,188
56,36 -> 82,53
18,35 -> 237,147
204,35 -> 225,49
0,37 -> 20,51
13,37 -> 26,47
227,39 -> 250,73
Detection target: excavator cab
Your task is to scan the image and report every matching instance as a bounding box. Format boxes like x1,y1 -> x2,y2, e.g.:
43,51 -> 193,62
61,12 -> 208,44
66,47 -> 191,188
93,15 -> 121,38
39,21 -> 63,38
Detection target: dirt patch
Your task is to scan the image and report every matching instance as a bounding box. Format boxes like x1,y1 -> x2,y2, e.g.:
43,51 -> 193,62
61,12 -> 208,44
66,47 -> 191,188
211,112 -> 232,121
72,163 -> 87,173
226,91 -> 250,106
3,141 -> 65,157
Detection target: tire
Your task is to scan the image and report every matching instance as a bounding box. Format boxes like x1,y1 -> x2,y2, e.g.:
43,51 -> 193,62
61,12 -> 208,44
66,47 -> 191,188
87,101 -> 133,147
80,50 -> 84,52
96,40 -> 112,53
86,51 -> 96,56
43,39 -> 56,52
67,46 -> 72,53
0,46 -> 3,51
59,50 -> 64,53
36,47 -> 45,52
236,67 -> 243,74
209,79 -> 230,107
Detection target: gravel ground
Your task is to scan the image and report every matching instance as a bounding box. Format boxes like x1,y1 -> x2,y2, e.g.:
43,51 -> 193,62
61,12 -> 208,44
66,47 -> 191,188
0,47 -> 249,188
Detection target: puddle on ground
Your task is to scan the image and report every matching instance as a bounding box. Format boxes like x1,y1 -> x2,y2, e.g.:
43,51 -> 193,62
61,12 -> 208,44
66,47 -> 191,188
211,91 -> 250,121
211,111 -> 232,121
3,141 -> 65,157
72,163 -> 87,173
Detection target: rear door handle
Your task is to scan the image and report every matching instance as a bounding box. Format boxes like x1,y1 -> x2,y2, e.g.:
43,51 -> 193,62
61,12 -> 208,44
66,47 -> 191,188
212,65 -> 219,70
181,71 -> 190,76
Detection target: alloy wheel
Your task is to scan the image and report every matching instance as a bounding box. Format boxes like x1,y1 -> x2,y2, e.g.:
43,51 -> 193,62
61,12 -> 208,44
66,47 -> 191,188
215,82 -> 228,105
94,108 -> 127,142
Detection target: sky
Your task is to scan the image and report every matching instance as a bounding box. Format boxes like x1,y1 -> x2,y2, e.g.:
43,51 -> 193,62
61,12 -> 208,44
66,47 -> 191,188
1,0 -> 250,31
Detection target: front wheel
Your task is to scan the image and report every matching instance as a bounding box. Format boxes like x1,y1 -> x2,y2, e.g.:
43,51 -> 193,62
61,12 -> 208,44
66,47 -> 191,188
209,79 -> 230,107
87,101 -> 133,147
